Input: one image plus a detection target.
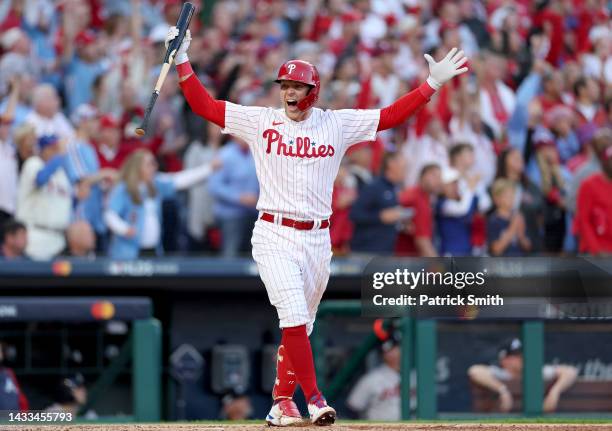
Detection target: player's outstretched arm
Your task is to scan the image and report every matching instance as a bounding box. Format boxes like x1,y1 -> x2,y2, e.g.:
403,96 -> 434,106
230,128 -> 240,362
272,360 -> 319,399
166,26 -> 226,128
377,47 -> 468,131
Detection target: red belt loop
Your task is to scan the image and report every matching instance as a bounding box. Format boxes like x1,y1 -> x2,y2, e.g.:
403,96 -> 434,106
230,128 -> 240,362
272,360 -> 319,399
260,213 -> 330,230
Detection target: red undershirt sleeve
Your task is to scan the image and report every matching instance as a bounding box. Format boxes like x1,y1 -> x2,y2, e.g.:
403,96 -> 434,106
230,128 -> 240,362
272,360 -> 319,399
177,62 -> 226,128
377,81 -> 436,131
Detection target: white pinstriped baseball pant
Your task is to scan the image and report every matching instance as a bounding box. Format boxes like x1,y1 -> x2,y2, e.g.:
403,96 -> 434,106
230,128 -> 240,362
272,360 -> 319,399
251,216 -> 332,336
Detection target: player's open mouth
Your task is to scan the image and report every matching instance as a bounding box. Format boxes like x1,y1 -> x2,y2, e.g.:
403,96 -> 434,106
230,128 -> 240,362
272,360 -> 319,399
286,100 -> 298,106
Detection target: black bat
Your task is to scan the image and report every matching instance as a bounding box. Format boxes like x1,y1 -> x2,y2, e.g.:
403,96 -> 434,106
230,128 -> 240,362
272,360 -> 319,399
136,2 -> 196,137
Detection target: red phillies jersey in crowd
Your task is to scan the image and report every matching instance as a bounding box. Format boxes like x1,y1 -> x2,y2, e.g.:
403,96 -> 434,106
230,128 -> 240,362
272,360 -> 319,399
574,173 -> 612,254
395,186 -> 434,256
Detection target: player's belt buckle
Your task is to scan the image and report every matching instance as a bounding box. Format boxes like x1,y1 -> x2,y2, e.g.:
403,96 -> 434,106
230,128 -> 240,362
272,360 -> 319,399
261,213 -> 328,230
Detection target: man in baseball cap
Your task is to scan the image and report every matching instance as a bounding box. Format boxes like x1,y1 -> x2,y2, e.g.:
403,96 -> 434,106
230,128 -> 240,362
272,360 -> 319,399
346,319 -> 407,420
468,338 -> 578,413
15,133 -> 73,259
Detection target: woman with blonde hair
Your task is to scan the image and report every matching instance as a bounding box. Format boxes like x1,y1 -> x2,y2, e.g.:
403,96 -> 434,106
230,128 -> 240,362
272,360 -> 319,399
12,124 -> 37,170
104,149 -> 216,259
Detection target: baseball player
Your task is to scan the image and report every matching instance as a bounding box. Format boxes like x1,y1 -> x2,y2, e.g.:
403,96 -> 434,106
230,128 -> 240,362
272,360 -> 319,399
167,27 -> 467,425
347,320 -> 409,421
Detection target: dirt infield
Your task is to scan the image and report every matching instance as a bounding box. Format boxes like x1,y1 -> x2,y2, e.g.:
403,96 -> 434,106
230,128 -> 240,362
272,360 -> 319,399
6,423 -> 612,431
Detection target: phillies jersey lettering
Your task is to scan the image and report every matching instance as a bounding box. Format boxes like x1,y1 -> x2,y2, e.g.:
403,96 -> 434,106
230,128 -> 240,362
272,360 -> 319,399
222,103 -> 380,220
263,130 -> 335,158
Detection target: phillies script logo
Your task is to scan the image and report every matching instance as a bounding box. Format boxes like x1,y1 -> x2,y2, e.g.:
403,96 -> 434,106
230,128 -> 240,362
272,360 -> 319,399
263,129 -> 335,158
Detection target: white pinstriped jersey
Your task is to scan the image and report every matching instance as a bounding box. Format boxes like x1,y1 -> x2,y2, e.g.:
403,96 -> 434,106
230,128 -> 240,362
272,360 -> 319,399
221,103 -> 380,220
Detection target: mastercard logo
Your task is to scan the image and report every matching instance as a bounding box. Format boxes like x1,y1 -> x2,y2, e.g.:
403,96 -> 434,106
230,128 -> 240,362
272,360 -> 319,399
91,301 -> 116,320
52,261 -> 72,276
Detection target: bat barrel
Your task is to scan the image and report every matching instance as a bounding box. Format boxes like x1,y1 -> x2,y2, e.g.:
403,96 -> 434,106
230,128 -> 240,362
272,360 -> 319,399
137,2 -> 195,137
163,2 -> 195,64
136,91 -> 159,136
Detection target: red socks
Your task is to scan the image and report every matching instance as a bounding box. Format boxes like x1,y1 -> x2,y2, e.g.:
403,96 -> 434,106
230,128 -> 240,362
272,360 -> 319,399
280,325 -> 320,401
272,345 -> 297,399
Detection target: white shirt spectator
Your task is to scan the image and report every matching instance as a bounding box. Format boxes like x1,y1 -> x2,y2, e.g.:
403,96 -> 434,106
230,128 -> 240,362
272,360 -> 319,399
184,141 -> 217,242
402,132 -> 450,187
0,140 -> 18,215
140,198 -> 160,249
580,53 -> 609,82
449,117 -> 497,187
372,73 -> 401,108
441,179 -> 491,217
479,81 -> 516,140
16,156 -> 72,259
371,0 -> 406,20
605,57 -> 612,85
25,110 -> 76,141
393,43 -> 421,82
360,13 -> 388,48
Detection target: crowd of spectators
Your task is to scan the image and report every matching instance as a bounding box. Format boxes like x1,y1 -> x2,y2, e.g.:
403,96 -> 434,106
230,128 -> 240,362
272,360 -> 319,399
0,0 -> 611,261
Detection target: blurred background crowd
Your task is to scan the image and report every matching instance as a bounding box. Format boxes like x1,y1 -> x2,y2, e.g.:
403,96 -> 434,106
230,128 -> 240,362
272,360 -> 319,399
0,0 -> 611,261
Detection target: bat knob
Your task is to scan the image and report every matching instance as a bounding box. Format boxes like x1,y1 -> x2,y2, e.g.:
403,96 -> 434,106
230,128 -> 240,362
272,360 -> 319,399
135,128 -> 146,137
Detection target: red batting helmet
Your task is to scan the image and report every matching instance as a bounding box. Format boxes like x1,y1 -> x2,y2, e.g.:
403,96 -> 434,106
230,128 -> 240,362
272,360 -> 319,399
275,60 -> 320,111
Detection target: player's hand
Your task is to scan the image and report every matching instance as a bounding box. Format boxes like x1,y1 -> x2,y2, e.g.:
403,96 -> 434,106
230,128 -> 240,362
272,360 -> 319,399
125,226 -> 137,238
424,47 -> 469,90
165,26 -> 191,64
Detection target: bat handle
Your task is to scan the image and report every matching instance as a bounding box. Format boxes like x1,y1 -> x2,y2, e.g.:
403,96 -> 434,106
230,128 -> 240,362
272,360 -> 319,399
135,91 -> 159,137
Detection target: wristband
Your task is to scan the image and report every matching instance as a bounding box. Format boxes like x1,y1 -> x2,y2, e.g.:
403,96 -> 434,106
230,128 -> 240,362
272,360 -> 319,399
426,75 -> 442,91
175,52 -> 189,65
